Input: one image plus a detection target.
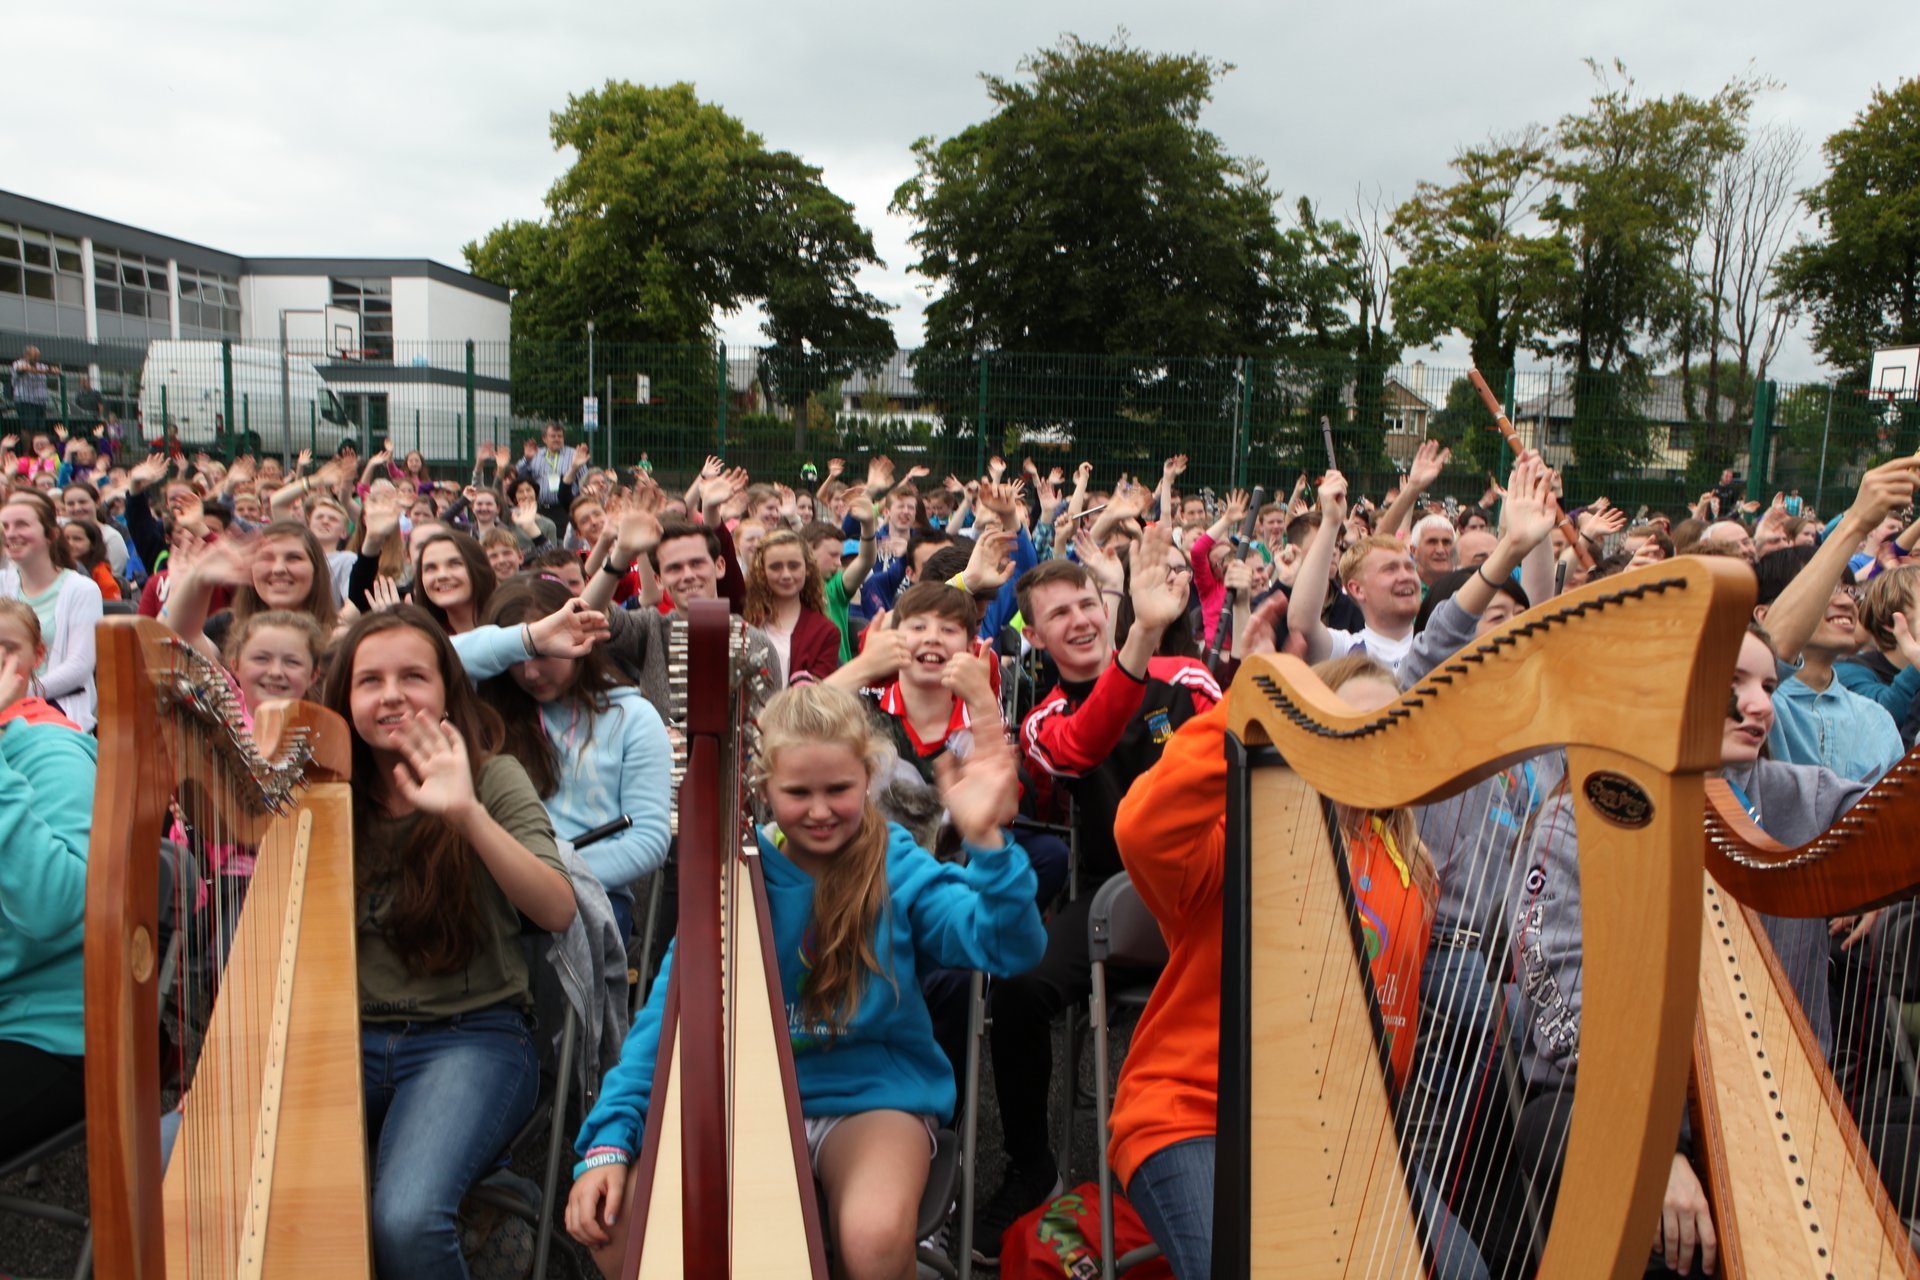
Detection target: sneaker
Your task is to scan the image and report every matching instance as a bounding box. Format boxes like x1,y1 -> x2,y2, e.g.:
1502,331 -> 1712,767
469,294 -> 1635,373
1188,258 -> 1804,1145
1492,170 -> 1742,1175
970,1158 -> 1065,1264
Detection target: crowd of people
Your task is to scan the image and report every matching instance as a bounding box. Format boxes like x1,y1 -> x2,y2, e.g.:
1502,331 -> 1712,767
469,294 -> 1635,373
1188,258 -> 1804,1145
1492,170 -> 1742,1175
5,388 -> 1920,1280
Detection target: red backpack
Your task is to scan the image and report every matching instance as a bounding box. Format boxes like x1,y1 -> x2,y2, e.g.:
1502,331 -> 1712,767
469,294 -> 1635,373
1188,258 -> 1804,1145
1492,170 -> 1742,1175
996,1182 -> 1173,1280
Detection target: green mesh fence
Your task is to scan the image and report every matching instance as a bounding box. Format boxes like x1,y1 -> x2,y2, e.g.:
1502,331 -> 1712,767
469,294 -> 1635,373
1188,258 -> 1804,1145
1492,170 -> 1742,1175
22,335 -> 1912,521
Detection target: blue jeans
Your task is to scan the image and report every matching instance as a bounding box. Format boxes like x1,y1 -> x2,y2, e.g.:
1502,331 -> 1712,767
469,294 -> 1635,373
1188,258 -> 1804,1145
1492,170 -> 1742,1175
362,1004 -> 539,1279
1127,1137 -> 1213,1280
1128,1138 -> 1489,1280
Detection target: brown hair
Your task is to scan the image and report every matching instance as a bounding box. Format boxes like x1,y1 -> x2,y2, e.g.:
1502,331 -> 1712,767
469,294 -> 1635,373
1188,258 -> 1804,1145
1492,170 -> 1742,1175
751,684 -> 897,1035
320,606 -> 504,974
477,578 -> 630,798
62,517 -> 110,574
231,520 -> 339,634
2,492 -> 75,572
1311,653 -> 1437,908
892,580 -> 977,634
1014,558 -> 1091,625
0,597 -> 43,649
744,529 -> 826,626
223,608 -> 327,674
411,529 -> 498,633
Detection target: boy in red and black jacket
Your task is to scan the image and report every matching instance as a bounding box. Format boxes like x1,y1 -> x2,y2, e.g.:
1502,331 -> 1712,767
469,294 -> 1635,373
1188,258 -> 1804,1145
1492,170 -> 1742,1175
971,524 -> 1221,1261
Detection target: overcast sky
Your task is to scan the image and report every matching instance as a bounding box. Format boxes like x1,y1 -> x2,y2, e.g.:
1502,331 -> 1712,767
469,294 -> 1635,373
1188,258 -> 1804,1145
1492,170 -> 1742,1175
18,0 -> 1914,381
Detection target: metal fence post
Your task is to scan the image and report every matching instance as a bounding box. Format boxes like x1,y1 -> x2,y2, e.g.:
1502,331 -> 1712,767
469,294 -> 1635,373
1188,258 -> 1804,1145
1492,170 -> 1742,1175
1748,378 -> 1777,489
715,341 -> 730,461
465,340 -> 477,468
160,384 -> 168,440
1814,382 -> 1837,513
975,353 -> 990,479
221,340 -> 235,457
242,393 -> 249,445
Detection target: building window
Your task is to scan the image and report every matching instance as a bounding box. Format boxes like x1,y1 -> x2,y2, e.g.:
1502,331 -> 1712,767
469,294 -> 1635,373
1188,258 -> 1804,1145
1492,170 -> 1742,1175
176,265 -> 241,335
1545,419 -> 1571,446
0,223 -> 86,310
330,276 -> 393,360
1668,424 -> 1694,452
93,245 -> 174,324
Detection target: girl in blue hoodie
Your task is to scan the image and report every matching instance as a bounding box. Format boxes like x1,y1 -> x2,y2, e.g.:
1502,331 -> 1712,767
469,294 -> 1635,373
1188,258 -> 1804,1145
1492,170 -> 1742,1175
565,682 -> 1046,1279
465,577 -> 672,941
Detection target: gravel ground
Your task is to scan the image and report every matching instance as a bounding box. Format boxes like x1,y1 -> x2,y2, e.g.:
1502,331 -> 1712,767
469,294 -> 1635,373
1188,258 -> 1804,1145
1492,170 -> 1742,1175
0,1012 -> 1137,1279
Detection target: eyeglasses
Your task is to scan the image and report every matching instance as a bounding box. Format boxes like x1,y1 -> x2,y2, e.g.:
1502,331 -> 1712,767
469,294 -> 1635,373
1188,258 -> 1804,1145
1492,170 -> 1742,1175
1835,585 -> 1861,602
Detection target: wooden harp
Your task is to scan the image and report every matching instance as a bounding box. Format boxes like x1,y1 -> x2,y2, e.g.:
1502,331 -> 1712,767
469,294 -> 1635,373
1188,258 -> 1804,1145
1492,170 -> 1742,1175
1216,557 -> 1753,1279
1690,767 -> 1920,1275
618,598 -> 829,1278
85,615 -> 367,1277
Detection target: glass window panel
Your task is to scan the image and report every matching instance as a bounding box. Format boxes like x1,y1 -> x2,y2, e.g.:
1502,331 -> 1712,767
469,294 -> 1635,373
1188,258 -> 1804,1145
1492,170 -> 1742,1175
147,269 -> 169,290
23,269 -> 54,300
52,235 -> 79,252
0,263 -> 21,294
223,308 -> 239,335
178,279 -> 199,299
95,283 -> 120,312
122,263 -> 143,286
0,236 -> 17,261
122,289 -> 146,317
55,249 -> 80,273
223,286 -> 240,307
22,242 -> 50,267
55,274 -> 81,305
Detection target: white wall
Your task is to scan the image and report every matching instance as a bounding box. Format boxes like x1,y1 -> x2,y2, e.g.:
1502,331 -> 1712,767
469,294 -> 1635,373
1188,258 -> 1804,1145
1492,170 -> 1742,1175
390,276 -> 432,344
426,277 -> 510,346
239,274 -> 333,343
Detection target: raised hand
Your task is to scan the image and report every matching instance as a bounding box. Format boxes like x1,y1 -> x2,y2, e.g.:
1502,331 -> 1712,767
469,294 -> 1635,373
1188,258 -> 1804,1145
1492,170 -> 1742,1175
1503,456 -> 1558,553
369,575 -> 405,612
1128,523 -> 1190,633
988,455 -> 1007,482
905,464 -> 931,484
962,529 -> 1016,593
1238,591 -> 1292,658
129,453 -> 171,491
1163,453 -> 1189,480
863,455 -> 897,498
295,448 -> 314,471
572,442 -> 592,469
1577,504 -> 1626,539
854,624 -> 912,682
847,489 -> 877,534
1223,488 -> 1251,526
512,493 -> 542,534
528,596 -> 612,658
1074,460 -> 1094,488
933,725 -> 1020,847
614,507 -> 662,562
1317,469 -> 1350,522
701,455 -> 725,480
977,481 -> 1022,527
940,649 -> 997,709
1408,440 -> 1451,490
826,457 -> 845,479
362,485 -> 402,545
389,711 -> 477,818
1073,528 -> 1124,593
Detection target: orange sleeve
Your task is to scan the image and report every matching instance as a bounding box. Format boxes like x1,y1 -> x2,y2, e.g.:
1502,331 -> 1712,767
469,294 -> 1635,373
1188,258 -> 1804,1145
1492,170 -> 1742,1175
1115,699 -> 1230,923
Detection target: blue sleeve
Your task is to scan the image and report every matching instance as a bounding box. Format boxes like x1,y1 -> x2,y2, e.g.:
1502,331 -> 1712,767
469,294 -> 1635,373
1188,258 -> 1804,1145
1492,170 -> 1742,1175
0,723 -> 94,941
575,941 -> 673,1168
840,512 -> 862,539
861,556 -> 907,615
1835,662 -> 1920,742
977,529 -> 1037,640
450,624 -> 532,682
903,835 -> 1047,978
579,699 -> 674,890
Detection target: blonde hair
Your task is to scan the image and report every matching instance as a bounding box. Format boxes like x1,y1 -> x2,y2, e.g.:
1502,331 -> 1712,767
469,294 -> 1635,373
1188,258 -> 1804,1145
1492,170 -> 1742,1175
752,684 -> 897,1035
1311,653 -> 1437,908
1337,533 -> 1412,588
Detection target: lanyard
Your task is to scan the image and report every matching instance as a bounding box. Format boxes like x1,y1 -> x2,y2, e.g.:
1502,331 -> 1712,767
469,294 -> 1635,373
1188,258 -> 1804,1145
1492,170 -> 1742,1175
1724,778 -> 1763,829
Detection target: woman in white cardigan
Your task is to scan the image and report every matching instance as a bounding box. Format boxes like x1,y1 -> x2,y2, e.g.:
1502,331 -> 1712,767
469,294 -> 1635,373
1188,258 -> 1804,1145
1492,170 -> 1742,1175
0,493 -> 102,731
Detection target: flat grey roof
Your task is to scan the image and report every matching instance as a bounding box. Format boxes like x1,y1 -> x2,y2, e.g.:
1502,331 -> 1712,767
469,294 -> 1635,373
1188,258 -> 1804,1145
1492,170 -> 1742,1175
0,190 -> 508,301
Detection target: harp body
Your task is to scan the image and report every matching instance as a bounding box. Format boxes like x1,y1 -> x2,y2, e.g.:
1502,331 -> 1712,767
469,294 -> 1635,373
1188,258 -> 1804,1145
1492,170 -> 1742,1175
84,616 -> 368,1278
1692,767 -> 1920,1276
1219,559 -> 1755,1279
619,599 -> 828,1278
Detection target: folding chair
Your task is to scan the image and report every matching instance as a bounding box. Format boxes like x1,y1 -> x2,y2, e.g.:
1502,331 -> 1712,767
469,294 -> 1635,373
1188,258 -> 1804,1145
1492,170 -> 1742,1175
1086,874 -> 1168,1279
0,1122 -> 93,1280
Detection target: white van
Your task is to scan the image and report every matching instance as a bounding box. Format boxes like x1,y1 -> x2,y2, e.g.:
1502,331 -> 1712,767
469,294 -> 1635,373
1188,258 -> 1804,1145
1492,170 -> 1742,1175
138,342 -> 355,456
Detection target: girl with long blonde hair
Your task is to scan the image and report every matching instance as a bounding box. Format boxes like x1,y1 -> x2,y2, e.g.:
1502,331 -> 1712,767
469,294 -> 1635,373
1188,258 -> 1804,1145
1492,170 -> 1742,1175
567,683 -> 1045,1279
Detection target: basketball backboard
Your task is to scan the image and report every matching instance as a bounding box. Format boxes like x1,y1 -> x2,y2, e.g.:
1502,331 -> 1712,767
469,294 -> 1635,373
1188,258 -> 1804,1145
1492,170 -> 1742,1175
283,304 -> 363,361
1871,345 -> 1920,399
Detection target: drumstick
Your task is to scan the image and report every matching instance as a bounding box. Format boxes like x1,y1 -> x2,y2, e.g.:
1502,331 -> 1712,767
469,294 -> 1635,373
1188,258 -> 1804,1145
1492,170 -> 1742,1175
1467,369 -> 1595,568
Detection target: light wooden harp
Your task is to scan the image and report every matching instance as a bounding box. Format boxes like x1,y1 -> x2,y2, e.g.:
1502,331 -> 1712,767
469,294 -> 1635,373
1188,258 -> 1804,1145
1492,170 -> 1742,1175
1691,765 -> 1920,1276
618,598 -> 828,1278
1216,557 -> 1752,1279
84,615 -> 367,1278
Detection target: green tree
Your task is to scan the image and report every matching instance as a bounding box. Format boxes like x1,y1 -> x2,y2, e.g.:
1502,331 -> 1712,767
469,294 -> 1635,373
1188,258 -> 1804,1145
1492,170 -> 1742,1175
1778,78 -> 1920,379
1425,375 -> 1515,481
1544,62 -> 1755,476
465,81 -> 894,421
1390,127 -> 1571,379
892,34 -> 1311,466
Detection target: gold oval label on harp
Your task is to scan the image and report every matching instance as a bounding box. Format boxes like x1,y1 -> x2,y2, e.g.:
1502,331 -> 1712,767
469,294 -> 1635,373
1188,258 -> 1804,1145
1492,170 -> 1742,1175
1583,771 -> 1654,828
